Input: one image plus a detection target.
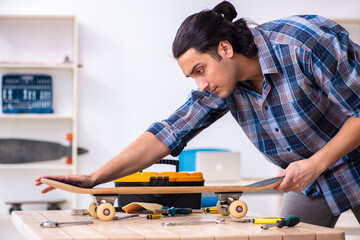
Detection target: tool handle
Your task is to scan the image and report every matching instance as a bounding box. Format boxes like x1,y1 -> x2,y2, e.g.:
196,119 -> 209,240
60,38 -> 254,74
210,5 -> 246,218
253,218 -> 284,224
261,216 -> 300,230
277,216 -> 300,228
203,207 -> 218,213
161,207 -> 192,216
174,208 -> 192,215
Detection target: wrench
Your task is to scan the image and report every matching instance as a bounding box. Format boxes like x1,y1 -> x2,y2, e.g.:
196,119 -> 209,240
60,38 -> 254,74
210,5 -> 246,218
161,218 -> 225,226
40,220 -> 93,228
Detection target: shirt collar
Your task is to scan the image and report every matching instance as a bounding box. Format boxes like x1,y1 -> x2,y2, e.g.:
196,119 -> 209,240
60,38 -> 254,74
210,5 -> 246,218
250,28 -> 283,75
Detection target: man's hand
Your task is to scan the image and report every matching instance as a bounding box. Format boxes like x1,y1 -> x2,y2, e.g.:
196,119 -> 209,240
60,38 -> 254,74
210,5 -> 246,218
35,174 -> 95,194
274,158 -> 321,192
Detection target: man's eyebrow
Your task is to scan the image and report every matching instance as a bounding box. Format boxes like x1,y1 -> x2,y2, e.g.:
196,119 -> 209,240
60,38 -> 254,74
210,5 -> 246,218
186,63 -> 201,78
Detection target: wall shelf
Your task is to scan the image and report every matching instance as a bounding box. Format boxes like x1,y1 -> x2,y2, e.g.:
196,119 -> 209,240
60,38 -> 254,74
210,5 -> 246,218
0,15 -> 79,210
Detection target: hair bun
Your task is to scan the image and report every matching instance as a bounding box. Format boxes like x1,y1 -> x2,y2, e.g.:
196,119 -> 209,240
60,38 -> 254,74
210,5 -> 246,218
212,1 -> 237,22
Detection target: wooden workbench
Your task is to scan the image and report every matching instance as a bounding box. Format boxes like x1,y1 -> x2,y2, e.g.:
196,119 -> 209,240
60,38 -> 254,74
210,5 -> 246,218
12,210 -> 344,240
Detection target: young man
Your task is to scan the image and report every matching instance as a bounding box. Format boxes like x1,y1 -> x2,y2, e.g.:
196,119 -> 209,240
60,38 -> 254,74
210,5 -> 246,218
36,1 -> 360,227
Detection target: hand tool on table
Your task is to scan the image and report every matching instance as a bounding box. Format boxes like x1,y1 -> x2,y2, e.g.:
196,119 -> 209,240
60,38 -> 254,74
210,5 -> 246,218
71,209 -> 89,215
231,217 -> 285,224
202,207 -> 218,213
161,218 -> 225,226
40,220 -> 93,228
261,216 -> 300,230
147,214 -> 162,219
113,214 -> 139,220
153,207 -> 193,216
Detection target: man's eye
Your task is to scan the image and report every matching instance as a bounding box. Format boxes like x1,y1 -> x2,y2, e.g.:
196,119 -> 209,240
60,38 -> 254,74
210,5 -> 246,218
196,68 -> 203,74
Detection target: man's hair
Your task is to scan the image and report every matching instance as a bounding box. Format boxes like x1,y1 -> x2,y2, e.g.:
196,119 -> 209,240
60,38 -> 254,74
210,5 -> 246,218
172,1 -> 258,60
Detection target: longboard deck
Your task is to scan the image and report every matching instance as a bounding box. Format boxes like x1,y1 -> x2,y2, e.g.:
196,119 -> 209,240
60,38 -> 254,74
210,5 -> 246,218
41,177 -> 284,195
0,138 -> 88,164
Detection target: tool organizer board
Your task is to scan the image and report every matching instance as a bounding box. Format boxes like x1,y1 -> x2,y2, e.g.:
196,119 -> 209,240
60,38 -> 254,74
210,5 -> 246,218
12,210 -> 344,240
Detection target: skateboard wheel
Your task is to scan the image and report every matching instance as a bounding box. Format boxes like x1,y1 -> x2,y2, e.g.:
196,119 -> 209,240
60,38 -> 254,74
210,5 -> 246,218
9,207 -> 22,214
229,200 -> 248,218
89,202 -> 98,219
47,203 -> 61,210
216,201 -> 230,216
96,203 -> 116,221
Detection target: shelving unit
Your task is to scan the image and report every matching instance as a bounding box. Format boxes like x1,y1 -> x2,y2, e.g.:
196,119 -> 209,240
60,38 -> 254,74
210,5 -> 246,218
0,15 -> 79,210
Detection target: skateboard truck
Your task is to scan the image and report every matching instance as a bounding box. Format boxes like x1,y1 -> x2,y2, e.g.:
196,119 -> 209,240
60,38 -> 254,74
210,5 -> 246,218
215,192 -> 248,218
88,194 -> 118,221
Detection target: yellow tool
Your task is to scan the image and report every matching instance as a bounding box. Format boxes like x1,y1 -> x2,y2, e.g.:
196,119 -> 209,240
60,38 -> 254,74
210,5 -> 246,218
147,214 -> 161,219
231,217 -> 285,224
202,207 -> 218,213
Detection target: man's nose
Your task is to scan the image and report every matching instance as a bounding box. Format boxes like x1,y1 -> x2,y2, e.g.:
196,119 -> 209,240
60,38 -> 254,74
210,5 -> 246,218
196,78 -> 209,92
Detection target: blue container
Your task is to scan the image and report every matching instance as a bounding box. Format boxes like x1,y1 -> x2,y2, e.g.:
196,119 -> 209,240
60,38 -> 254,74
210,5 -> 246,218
178,148 -> 229,172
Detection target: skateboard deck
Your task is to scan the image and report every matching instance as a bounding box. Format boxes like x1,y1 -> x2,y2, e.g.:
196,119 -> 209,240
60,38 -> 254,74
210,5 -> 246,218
41,177 -> 283,195
0,138 -> 88,164
5,199 -> 66,213
41,177 -> 283,220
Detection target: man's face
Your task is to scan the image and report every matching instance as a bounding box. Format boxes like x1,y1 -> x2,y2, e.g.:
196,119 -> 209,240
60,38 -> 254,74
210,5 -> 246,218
177,47 -> 239,99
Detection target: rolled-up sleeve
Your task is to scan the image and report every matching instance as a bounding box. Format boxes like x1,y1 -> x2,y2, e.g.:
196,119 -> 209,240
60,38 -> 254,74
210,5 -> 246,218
146,90 -> 228,156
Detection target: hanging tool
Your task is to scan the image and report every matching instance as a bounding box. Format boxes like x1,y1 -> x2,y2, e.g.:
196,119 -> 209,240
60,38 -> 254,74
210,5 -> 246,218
161,218 -> 225,226
261,216 -> 300,230
231,217 -> 285,224
40,220 -> 93,228
153,207 -> 193,216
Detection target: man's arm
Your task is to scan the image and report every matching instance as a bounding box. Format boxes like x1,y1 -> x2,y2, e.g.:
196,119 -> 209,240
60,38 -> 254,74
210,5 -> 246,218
90,132 -> 171,185
275,117 -> 360,192
35,132 -> 171,193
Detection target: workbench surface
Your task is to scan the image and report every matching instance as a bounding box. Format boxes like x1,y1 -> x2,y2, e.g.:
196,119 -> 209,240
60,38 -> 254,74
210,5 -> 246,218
12,210 -> 344,240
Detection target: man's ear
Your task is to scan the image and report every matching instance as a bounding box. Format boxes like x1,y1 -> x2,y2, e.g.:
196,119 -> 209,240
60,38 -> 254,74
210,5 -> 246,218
218,40 -> 234,58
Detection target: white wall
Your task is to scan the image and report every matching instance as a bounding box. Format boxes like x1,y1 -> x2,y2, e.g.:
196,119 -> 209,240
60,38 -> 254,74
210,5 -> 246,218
0,0 -> 359,212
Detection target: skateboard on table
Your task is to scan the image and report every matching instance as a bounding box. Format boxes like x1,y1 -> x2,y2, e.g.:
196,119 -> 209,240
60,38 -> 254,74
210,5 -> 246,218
41,177 -> 283,221
6,199 -> 66,214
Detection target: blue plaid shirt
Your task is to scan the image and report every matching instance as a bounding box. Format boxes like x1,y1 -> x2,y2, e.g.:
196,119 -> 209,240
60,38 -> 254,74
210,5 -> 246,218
147,15 -> 360,215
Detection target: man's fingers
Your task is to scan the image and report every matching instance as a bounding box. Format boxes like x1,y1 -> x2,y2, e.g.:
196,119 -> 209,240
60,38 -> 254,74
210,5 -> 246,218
276,171 -> 286,178
41,186 -> 55,194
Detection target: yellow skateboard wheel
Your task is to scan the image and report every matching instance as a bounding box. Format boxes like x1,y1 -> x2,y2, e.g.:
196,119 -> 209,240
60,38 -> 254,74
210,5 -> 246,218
216,201 -> 230,216
229,200 -> 248,218
89,202 -> 98,219
96,203 -> 116,221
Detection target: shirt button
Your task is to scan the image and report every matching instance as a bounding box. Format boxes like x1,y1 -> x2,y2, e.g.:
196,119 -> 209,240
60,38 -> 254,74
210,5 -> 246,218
275,128 -> 279,132
264,106 -> 269,110
286,148 -> 291,152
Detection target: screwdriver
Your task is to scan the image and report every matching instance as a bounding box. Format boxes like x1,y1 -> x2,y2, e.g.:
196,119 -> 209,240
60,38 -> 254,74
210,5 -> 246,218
231,217 -> 285,224
154,207 -> 193,216
40,220 -> 93,228
261,216 -> 300,230
202,207 -> 218,214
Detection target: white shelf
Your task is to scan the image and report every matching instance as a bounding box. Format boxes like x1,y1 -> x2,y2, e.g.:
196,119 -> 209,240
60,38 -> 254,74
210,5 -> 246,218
0,63 -> 75,70
0,114 -> 73,120
0,15 -> 76,21
0,162 -> 73,170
